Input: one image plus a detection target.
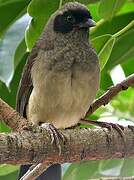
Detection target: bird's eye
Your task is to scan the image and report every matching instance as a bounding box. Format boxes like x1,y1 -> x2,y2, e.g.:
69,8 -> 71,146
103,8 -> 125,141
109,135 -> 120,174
66,15 -> 75,23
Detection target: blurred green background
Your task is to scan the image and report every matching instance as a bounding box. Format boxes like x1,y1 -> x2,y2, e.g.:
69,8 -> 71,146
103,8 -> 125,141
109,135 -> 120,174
0,0 -> 134,179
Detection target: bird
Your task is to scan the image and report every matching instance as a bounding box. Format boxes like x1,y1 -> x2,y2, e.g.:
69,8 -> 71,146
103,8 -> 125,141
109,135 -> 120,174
16,2 -> 100,180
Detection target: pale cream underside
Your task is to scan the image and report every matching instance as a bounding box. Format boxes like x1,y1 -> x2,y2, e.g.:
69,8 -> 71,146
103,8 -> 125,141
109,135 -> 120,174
27,53 -> 99,129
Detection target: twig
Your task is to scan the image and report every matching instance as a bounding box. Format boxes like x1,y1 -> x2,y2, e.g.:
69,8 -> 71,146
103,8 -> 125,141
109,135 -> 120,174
20,163 -> 49,180
85,74 -> 134,117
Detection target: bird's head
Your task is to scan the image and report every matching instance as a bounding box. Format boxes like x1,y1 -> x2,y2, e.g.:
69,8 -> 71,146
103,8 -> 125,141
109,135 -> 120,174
53,2 -> 96,34
40,2 -> 96,49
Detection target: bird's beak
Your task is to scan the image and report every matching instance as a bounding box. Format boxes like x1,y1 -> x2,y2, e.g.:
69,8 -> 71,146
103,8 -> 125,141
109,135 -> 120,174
78,19 -> 96,28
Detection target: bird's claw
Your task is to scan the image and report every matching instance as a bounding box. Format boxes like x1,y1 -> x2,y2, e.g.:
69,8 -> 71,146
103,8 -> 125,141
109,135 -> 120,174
41,123 -> 66,155
81,119 -> 126,156
81,119 -> 125,137
94,121 -> 125,138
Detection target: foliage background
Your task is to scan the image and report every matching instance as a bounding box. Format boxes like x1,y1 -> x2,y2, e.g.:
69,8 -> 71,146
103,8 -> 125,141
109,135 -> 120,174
0,0 -> 134,179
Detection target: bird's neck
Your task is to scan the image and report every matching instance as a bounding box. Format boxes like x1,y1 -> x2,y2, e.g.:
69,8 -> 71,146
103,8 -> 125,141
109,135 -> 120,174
54,29 -> 89,49
36,27 -> 90,51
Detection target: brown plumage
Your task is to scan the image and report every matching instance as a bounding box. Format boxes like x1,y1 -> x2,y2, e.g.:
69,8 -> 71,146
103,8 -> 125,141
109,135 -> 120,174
17,2 -> 100,129
17,2 -> 100,179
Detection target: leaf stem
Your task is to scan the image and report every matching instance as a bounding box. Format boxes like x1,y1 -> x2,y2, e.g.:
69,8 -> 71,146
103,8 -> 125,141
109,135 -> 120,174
113,20 -> 134,38
59,0 -> 63,8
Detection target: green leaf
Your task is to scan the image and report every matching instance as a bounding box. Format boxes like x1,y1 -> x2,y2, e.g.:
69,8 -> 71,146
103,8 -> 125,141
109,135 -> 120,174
14,38 -> 27,70
0,53 -> 28,109
0,170 -> 18,180
0,164 -> 19,176
120,158 -> 134,176
9,53 -> 28,108
92,34 -> 115,70
28,0 -> 59,18
99,37 -> 115,70
61,0 -> 100,5
25,17 -> 45,51
26,0 -> 60,50
0,81 -> 10,105
0,54 -> 27,136
0,15 -> 30,86
122,58 -> 134,76
91,34 -> 115,90
87,2 -> 101,22
111,87 -> 134,119
99,159 -> 124,176
118,1 -> 134,15
0,0 -> 31,36
100,71 -> 113,91
106,29 -> 134,70
98,0 -> 126,19
63,159 -> 130,179
91,34 -> 112,53
92,18 -> 134,72
63,158 -> 134,180
89,106 -> 107,120
63,161 -> 100,180
0,121 -> 10,133
91,12 -> 134,38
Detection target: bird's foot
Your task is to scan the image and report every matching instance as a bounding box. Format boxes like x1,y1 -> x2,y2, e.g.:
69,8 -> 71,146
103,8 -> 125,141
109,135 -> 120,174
81,119 -> 124,137
41,123 -> 66,154
81,119 -> 127,156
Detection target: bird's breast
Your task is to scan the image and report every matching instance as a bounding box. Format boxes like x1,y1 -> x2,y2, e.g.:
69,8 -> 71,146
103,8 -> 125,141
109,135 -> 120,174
27,48 -> 99,128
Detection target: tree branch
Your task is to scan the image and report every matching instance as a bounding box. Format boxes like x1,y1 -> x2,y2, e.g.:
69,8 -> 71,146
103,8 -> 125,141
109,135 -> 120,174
0,98 -> 29,131
86,74 -> 134,117
0,74 -> 134,179
20,163 -> 50,180
0,126 -> 134,165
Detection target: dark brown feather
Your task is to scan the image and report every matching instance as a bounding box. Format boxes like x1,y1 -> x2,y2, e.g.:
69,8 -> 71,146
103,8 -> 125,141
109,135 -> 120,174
16,36 -> 54,117
16,46 -> 38,117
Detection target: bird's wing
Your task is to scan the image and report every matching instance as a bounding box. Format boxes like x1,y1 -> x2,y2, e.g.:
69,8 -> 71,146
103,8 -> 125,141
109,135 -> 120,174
17,45 -> 62,180
16,46 -> 38,117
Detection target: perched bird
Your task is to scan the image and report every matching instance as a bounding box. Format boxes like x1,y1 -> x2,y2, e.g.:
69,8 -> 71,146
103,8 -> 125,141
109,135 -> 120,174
16,2 -> 100,180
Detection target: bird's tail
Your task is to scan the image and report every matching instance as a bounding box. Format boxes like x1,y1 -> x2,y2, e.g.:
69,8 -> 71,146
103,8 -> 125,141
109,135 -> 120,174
18,164 -> 61,180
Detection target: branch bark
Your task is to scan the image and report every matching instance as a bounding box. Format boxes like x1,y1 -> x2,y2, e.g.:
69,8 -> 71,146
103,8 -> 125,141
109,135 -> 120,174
0,98 -> 29,131
0,126 -> 134,165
